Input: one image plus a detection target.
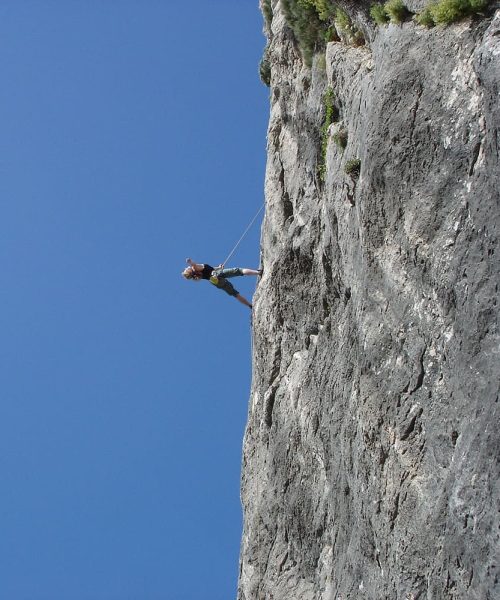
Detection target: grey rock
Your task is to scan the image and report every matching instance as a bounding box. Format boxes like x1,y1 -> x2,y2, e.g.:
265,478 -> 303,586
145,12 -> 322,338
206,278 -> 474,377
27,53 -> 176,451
238,5 -> 500,600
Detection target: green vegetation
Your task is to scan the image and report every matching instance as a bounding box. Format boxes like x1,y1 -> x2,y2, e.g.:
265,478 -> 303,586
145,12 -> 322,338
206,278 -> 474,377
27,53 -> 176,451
280,0 -> 365,65
281,0 -> 330,66
370,0 -> 416,24
333,128 -> 348,150
323,87 -> 337,125
262,0 -> 273,29
384,0 -> 410,22
334,7 -> 351,30
334,7 -> 366,45
370,0 -> 489,27
259,1 -> 273,86
425,0 -> 488,24
414,5 -> 436,25
262,0 -> 273,27
370,3 -> 390,24
325,25 -> 340,42
259,53 -> 272,86
344,158 -> 361,175
302,0 -> 335,20
319,87 -> 338,181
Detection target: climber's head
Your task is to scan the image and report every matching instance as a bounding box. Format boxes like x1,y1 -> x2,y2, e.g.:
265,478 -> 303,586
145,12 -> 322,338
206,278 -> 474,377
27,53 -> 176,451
182,266 -> 200,281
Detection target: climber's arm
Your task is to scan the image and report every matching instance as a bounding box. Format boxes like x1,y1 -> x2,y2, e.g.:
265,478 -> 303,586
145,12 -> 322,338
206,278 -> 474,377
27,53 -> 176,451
186,258 -> 204,272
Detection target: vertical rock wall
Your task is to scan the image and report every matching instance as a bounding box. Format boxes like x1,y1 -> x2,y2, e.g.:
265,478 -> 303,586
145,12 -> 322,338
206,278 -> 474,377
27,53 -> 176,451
239,2 -> 500,599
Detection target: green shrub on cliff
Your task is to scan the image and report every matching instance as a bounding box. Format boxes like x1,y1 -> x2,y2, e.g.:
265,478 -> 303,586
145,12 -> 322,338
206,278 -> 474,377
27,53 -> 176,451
429,0 -> 488,23
260,1 -> 273,85
344,158 -> 361,176
333,128 -> 348,150
259,53 -> 272,86
370,3 -> 390,23
414,0 -> 488,25
301,0 -> 335,20
319,87 -> 338,181
370,0 -> 411,23
262,0 -> 273,29
384,0 -> 411,22
325,25 -> 340,42
280,0 -> 366,64
414,5 -> 436,25
333,7 -> 351,30
322,87 -> 337,127
334,8 -> 366,45
281,0 -> 328,65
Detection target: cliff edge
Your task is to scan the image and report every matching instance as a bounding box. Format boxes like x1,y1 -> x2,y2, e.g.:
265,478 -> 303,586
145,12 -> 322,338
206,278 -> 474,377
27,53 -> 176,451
238,1 -> 500,598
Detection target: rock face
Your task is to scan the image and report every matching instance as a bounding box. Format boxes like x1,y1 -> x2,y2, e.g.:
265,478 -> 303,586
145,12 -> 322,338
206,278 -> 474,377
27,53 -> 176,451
238,2 -> 500,599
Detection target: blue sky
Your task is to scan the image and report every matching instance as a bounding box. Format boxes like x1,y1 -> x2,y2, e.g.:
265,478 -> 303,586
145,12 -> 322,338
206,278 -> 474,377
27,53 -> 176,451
0,2 -> 268,598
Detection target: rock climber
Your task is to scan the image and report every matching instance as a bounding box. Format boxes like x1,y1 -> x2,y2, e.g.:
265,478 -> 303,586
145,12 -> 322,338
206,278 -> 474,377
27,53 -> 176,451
182,258 -> 261,309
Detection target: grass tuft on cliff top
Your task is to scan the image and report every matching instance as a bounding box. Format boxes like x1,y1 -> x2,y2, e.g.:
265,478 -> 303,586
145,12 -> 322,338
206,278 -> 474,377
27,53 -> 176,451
281,0 -> 330,66
280,0 -> 364,65
421,0 -> 489,24
370,0 -> 489,27
385,0 -> 412,22
370,3 -> 390,23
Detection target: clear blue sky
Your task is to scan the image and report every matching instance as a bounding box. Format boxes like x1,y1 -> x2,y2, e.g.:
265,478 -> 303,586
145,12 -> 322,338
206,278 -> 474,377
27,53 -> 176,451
0,2 -> 268,598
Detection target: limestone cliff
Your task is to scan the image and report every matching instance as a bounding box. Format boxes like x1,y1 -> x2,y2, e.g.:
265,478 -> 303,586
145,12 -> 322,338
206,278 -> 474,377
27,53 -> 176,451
238,1 -> 500,598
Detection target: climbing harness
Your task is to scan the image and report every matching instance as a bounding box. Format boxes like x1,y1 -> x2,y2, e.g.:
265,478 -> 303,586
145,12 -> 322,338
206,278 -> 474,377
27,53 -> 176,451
221,204 -> 264,268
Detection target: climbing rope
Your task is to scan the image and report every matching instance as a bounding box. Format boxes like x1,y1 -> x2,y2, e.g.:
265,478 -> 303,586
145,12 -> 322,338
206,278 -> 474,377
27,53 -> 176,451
221,204 -> 264,267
